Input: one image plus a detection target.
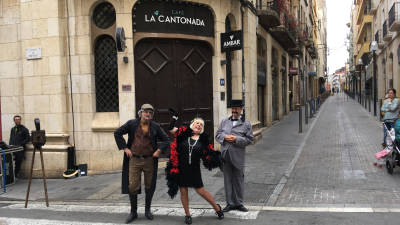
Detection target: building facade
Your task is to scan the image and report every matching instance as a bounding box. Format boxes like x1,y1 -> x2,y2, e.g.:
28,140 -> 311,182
0,0 -> 326,177
349,0 -> 400,113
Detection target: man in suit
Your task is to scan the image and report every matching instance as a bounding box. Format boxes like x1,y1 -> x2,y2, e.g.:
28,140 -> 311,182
114,104 -> 170,223
215,100 -> 254,212
9,115 -> 30,178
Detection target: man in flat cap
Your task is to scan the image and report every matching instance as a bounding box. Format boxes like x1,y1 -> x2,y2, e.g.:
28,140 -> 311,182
216,99 -> 254,212
114,103 -> 170,223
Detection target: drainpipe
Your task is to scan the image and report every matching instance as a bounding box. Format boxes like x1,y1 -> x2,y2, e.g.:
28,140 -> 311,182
240,1 -> 246,118
66,0 -> 76,147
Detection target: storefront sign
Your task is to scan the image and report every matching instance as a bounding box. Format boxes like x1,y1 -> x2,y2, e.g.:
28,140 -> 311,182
220,30 -> 242,52
133,1 -> 214,37
289,67 -> 298,75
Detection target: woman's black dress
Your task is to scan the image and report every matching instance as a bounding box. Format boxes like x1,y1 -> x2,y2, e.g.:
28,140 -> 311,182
178,138 -> 204,188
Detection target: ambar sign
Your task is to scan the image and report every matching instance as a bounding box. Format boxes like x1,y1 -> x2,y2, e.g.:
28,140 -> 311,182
133,1 -> 214,37
221,30 -> 242,52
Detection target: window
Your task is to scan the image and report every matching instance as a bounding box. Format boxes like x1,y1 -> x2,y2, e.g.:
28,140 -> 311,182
94,35 -> 119,112
92,2 -> 119,112
92,2 -> 116,29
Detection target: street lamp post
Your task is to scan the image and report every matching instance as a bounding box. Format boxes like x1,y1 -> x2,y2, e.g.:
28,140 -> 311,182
358,59 -> 363,104
370,41 -> 378,117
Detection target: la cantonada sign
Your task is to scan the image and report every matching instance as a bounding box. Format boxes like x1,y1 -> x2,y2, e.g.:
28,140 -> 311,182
133,0 -> 214,37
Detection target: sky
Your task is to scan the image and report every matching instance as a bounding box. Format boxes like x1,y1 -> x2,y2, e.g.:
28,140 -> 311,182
327,0 -> 353,75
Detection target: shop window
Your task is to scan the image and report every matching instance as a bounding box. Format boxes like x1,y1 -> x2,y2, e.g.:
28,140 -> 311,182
94,35 -> 119,112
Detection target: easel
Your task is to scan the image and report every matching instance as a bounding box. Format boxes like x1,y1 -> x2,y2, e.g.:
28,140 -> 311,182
25,118 -> 49,208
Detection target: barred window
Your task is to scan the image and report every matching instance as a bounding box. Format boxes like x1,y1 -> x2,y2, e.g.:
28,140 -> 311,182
94,35 -> 119,112
93,2 -> 116,29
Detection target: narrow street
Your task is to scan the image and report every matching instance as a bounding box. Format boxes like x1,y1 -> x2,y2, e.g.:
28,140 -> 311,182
2,94 -> 400,225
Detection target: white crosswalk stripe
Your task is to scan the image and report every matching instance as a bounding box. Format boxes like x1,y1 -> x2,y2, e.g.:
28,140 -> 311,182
4,203 -> 260,220
0,217 -> 135,225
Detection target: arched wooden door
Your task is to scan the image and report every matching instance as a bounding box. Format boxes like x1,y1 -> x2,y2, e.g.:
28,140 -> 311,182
134,38 -> 214,141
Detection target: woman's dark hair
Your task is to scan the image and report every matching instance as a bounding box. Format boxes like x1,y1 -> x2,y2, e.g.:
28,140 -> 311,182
388,88 -> 397,96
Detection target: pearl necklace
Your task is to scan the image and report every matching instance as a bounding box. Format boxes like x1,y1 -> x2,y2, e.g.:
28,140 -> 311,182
187,137 -> 198,165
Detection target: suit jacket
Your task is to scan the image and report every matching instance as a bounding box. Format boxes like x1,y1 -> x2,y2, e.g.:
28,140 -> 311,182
215,116 -> 254,168
10,125 -> 30,151
114,118 -> 170,194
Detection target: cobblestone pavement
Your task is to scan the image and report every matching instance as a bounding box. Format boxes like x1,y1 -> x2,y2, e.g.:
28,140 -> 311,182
1,102 -> 311,208
276,93 -> 400,208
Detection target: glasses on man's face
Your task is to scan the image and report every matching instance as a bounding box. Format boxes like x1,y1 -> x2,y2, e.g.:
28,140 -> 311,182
143,110 -> 154,114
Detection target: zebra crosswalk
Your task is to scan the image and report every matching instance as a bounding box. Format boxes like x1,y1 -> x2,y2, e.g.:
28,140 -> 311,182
1,202 -> 260,224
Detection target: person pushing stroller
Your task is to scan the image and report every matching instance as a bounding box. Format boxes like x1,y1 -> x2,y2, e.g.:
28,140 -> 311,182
381,89 -> 400,148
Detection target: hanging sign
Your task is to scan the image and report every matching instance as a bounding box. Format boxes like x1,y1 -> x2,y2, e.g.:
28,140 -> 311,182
288,67 -> 298,75
220,30 -> 243,52
133,0 -> 214,37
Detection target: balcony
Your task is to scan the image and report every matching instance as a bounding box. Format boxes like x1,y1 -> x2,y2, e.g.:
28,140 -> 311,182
307,44 -> 317,59
389,2 -> 400,31
369,0 -> 378,14
356,14 -> 372,44
383,20 -> 393,42
356,0 -> 371,25
355,41 -> 371,65
288,41 -> 302,56
269,14 -> 297,50
256,0 -> 280,28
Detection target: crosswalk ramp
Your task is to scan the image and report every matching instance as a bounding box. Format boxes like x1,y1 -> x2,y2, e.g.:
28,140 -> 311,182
1,203 -> 260,224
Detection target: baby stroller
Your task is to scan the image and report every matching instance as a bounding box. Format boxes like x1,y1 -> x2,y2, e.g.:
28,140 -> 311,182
383,120 -> 400,174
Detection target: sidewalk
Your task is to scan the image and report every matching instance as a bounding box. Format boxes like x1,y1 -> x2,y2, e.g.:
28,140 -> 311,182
0,103 -> 318,207
275,93 -> 400,208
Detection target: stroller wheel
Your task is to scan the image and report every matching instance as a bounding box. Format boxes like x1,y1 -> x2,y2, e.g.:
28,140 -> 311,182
386,160 -> 394,175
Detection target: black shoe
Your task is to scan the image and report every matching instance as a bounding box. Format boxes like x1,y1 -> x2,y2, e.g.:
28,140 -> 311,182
236,205 -> 248,212
126,194 -> 138,223
184,215 -> 192,224
145,189 -> 154,220
215,204 -> 224,220
145,209 -> 154,220
222,204 -> 235,212
125,212 -> 138,224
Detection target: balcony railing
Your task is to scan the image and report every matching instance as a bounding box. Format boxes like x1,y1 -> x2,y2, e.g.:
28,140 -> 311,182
389,2 -> 400,31
256,0 -> 281,28
256,0 -> 279,12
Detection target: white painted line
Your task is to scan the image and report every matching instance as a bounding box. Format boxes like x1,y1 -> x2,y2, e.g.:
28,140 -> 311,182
4,203 -> 260,220
4,202 -> 400,215
0,217 -> 136,225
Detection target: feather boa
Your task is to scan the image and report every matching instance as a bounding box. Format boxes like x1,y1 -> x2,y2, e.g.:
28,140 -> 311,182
165,126 -> 221,199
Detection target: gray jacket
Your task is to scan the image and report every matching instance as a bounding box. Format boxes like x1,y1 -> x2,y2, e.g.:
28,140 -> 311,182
215,116 -> 254,167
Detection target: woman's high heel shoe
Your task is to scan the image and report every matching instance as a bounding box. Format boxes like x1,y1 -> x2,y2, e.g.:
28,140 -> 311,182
215,204 -> 224,220
184,215 -> 192,224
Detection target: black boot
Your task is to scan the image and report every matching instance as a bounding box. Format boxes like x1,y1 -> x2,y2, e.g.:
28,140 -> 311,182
126,194 -> 138,224
145,189 -> 154,220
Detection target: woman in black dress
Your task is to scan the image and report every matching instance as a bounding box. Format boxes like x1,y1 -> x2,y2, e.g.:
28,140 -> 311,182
166,117 -> 223,224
